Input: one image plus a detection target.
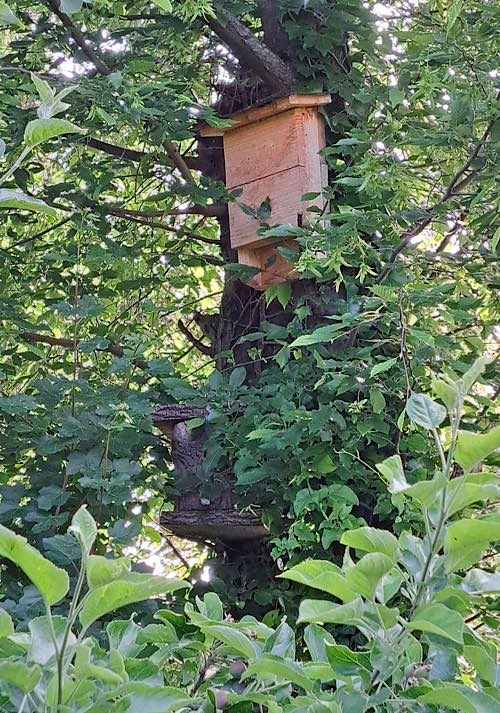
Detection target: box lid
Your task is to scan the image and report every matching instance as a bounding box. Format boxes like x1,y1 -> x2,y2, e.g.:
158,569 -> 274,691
200,93 -> 331,137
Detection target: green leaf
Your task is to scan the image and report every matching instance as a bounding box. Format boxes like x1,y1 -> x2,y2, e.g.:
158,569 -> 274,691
406,603 -> 464,643
445,516 -> 500,572
79,573 -> 189,629
29,615 -> 76,665
0,2 -> 22,26
200,624 -> 260,659
464,639 -> 497,685
369,387 -> 386,413
24,118 -> 84,148
375,455 -> 408,493
445,473 -> 500,516
69,506 -> 97,557
447,0 -> 464,33
0,608 -> 13,638
151,0 -> 172,11
304,624 -> 335,662
406,393 -> 446,430
229,366 -> 246,388
0,524 -> 69,605
462,568 -> 500,595
279,560 -> 354,602
0,188 -> 58,217
345,553 -> 395,600
326,644 -> 371,677
461,355 -> 494,395
243,655 -> 313,691
75,642 -> 124,684
0,661 -> 41,693
389,87 -> 404,107
341,527 -> 398,560
86,555 -> 131,588
432,376 -> 459,410
370,357 -> 398,377
454,426 -> 500,472
415,683 -> 498,713
298,597 -> 364,626
289,323 -> 346,348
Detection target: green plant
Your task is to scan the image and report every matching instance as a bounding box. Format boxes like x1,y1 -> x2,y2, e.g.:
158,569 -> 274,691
0,506 -> 189,712
1,356 -> 498,712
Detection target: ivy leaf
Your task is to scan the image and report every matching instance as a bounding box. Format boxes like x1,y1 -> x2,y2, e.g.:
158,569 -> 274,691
0,524 -> 69,605
24,118 -> 84,148
454,426 -> 500,472
406,393 -> 446,430
406,603 -> 464,644
0,189 -> 58,216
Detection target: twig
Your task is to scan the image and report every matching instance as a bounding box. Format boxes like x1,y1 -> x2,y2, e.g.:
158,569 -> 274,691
46,0 -> 111,76
19,332 -> 149,369
163,140 -> 195,184
377,104 -> 498,283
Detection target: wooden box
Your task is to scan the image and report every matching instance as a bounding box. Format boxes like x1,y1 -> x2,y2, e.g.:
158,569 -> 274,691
201,94 -> 330,290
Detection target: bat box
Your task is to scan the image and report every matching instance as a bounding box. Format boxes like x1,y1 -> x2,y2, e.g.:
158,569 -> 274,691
200,93 -> 331,290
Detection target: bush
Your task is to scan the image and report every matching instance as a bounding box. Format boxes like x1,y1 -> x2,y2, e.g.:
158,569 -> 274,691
0,356 -> 498,711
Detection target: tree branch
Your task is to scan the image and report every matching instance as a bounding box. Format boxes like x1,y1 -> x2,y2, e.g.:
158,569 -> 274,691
376,108 -> 498,283
206,8 -> 296,95
163,140 -> 195,183
46,0 -> 111,76
86,137 -> 200,170
20,332 -> 149,369
177,319 -> 214,356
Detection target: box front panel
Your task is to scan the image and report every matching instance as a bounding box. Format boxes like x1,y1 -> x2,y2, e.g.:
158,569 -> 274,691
224,110 -> 302,188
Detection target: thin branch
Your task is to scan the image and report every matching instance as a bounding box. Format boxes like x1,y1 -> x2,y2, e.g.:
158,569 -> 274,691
163,140 -> 195,184
177,319 -> 214,356
9,217 -> 72,249
86,137 -> 200,170
46,0 -> 111,76
20,332 -> 149,369
377,106 -> 498,283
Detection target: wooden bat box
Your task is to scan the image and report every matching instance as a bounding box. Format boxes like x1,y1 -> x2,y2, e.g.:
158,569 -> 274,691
201,94 -> 331,290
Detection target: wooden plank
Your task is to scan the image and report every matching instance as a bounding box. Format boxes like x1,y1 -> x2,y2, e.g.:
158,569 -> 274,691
224,109 -> 301,188
238,240 -> 299,290
200,93 -> 331,136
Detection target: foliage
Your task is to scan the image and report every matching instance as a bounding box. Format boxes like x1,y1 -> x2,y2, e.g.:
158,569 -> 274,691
0,361 -> 498,711
0,0 -> 498,620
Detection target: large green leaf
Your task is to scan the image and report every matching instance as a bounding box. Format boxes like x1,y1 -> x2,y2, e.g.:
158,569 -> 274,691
86,555 -> 131,588
406,393 -> 446,430
0,2 -> 21,26
298,597 -> 364,627
405,603 -> 464,644
24,118 -> 84,148
79,573 -> 189,629
345,553 -> 394,600
243,654 -> 313,691
200,624 -> 260,659
461,568 -> 500,595
0,524 -> 69,605
341,527 -> 398,560
325,644 -> 371,677
289,323 -> 346,348
414,683 -> 498,713
445,516 -> 500,572
0,608 -> 13,638
29,615 -> 76,665
0,661 -> 41,693
445,473 -> 500,517
0,188 -> 58,216
279,560 -> 354,601
454,426 -> 500,472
